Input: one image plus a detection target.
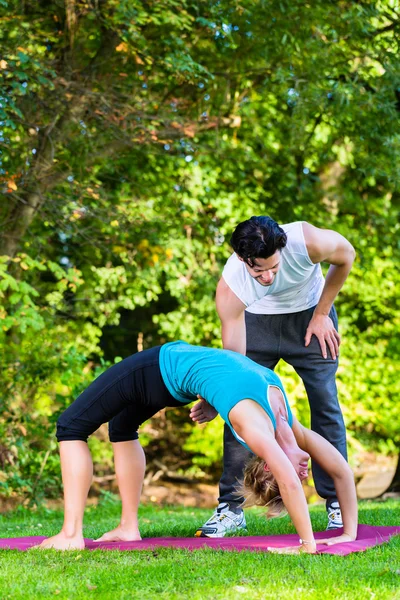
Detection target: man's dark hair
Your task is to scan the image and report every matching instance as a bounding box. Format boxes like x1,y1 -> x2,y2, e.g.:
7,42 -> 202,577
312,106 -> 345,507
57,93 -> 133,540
230,216 -> 287,267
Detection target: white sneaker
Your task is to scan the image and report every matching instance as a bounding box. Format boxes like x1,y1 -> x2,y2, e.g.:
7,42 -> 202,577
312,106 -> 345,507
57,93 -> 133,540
195,503 -> 247,538
326,500 -> 343,530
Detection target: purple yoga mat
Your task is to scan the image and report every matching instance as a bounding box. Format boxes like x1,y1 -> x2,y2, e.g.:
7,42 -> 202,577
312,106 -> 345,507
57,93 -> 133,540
0,525 -> 399,555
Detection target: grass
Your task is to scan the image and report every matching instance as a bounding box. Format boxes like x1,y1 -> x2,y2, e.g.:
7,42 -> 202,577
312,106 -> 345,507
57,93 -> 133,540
0,497 -> 399,599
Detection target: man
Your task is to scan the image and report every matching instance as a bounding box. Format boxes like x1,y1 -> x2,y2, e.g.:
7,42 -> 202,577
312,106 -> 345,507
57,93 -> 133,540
195,216 -> 356,537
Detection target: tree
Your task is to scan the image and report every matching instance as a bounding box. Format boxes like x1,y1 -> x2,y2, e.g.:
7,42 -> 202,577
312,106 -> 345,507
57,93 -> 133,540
1,0 -> 399,501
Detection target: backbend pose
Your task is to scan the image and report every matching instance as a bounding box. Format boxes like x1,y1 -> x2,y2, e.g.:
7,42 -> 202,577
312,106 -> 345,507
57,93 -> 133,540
39,341 -> 358,553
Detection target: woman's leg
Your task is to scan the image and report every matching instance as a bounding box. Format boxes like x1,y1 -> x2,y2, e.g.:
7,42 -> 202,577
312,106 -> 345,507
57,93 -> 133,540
39,441 -> 93,549
95,351 -> 182,541
94,440 -> 145,542
39,347 -> 179,549
39,350 -> 158,550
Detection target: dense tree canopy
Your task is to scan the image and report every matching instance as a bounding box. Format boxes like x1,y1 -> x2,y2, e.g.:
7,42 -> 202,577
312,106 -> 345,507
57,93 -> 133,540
1,0 -> 399,502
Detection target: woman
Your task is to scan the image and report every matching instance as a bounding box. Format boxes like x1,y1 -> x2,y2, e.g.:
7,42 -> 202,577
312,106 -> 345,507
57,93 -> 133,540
39,341 -> 358,552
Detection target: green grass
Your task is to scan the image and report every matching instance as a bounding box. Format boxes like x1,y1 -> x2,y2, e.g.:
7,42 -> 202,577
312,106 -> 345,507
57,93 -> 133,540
0,498 -> 399,599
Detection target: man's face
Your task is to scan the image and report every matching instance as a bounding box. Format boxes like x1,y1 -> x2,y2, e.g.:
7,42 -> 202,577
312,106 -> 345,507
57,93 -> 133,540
239,250 -> 281,287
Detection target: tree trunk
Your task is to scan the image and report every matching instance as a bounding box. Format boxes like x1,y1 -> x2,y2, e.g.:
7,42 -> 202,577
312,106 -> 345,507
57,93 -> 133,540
382,450 -> 400,495
0,192 -> 46,258
0,18 -> 120,259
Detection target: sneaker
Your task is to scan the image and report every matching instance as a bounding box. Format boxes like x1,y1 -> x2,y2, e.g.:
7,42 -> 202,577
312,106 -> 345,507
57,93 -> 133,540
326,500 -> 343,530
195,503 -> 247,538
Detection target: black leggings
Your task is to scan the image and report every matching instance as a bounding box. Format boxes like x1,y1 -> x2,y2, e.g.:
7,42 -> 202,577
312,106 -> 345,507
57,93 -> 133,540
56,346 -> 184,443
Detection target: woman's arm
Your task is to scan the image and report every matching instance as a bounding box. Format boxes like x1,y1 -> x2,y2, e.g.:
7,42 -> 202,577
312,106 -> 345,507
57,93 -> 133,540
230,400 -> 317,553
292,417 -> 358,543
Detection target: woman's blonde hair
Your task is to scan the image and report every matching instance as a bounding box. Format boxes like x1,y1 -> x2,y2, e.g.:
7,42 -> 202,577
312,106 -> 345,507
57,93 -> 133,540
236,456 -> 286,519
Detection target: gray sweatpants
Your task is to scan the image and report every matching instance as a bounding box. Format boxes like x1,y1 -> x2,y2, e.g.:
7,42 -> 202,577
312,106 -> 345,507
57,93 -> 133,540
218,305 -> 347,507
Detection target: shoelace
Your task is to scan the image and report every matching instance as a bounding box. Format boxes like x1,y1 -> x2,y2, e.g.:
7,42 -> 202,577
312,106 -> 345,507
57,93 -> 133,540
213,512 -> 240,526
206,506 -> 240,526
328,509 -> 342,522
207,504 -> 228,521
201,509 -> 223,526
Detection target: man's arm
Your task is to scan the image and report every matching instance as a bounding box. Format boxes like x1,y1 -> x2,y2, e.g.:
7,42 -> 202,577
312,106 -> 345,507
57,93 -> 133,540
189,396 -> 218,424
302,222 -> 356,359
292,417 -> 358,543
190,277 -> 246,423
188,279 -> 246,420
215,277 -> 247,354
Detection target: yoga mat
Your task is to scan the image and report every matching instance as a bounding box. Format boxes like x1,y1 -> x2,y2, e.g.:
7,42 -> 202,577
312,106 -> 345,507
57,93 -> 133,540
0,525 -> 399,555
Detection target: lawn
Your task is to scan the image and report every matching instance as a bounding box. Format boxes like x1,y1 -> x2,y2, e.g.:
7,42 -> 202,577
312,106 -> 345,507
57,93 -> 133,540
0,497 -> 399,599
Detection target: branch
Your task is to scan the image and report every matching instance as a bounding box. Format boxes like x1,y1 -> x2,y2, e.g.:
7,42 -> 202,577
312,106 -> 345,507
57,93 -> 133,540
66,0 -> 77,47
372,19 -> 400,37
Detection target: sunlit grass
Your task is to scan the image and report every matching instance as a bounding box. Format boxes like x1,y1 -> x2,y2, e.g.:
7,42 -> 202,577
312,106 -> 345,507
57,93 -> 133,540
0,498 -> 399,599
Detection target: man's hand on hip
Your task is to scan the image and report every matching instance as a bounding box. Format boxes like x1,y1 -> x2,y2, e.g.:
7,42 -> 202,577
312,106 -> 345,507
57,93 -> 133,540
304,313 -> 341,359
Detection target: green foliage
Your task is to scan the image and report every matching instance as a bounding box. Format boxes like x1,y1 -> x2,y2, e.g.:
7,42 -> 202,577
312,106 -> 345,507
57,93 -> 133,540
183,418 -> 224,467
0,0 -> 399,501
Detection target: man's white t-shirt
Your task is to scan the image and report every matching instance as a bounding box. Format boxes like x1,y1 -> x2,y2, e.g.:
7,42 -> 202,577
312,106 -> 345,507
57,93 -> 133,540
222,221 -> 325,315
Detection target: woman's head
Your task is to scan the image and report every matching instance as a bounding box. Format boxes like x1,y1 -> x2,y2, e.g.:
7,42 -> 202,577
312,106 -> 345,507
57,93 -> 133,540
237,456 -> 286,519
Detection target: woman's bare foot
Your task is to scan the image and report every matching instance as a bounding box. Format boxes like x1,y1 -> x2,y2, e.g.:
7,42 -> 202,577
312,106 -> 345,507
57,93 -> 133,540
94,525 -> 141,543
37,532 -> 85,551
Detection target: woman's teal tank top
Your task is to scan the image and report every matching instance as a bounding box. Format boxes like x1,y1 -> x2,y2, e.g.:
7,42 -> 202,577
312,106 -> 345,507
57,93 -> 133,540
159,341 -> 293,450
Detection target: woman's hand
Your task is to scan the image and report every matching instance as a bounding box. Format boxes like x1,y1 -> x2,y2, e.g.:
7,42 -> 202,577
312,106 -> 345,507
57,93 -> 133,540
267,532 -> 355,553
267,541 -> 317,555
189,396 -> 218,424
317,532 -> 355,546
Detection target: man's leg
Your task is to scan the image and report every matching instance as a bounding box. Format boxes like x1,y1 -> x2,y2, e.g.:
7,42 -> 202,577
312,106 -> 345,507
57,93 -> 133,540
39,441 -> 93,550
195,425 -> 251,537
196,312 -> 279,537
219,312 -> 280,507
294,361 -> 347,500
280,306 -> 347,517
218,425 -> 253,508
